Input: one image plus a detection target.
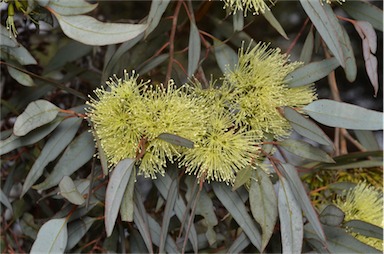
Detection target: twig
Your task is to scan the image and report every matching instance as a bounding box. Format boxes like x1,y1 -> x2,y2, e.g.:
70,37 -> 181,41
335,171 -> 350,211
286,18 -> 309,55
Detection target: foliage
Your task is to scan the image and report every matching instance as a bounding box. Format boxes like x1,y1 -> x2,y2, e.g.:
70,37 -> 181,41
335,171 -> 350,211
1,0 -> 383,253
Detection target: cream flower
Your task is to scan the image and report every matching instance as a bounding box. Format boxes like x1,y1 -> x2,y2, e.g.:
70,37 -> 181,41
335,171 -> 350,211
334,182 -> 383,251
222,0 -> 271,16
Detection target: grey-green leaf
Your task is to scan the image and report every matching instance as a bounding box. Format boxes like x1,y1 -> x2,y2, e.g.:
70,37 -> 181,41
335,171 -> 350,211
299,28 -> 314,64
52,13 -> 147,46
228,232 -> 250,254
120,170 -> 136,222
30,218 -> 68,254
283,107 -> 333,147
249,167 -> 277,251
214,40 -> 238,74
66,217 -> 96,251
212,182 -> 262,251
344,220 -> 383,240
0,43 -> 38,65
319,204 -> 344,226
280,139 -> 334,163
285,58 -> 339,87
303,99 -> 384,130
278,177 -> 303,254
13,100 -> 60,136
34,131 -> 95,190
145,0 -> 171,38
353,130 -> 381,151
187,22 -> 201,76
59,176 -> 85,205
0,24 -> 18,47
233,11 -> 244,32
46,0 -> 98,15
21,117 -> 82,197
342,1 -> 383,32
157,133 -> 194,148
263,10 -> 288,40
0,189 -> 13,214
7,66 -> 34,87
232,166 -> 252,191
105,158 -> 134,237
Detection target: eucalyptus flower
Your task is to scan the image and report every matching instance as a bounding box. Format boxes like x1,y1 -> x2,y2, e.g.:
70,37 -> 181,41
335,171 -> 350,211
222,0 -> 271,16
224,42 -> 316,139
334,182 -> 383,251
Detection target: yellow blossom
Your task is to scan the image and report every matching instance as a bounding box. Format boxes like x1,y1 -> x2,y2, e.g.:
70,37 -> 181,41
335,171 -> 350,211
224,42 -> 316,139
334,182 -> 383,251
222,0 -> 271,16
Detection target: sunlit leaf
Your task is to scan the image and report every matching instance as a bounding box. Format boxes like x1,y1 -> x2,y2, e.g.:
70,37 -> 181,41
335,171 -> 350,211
303,99 -> 383,130
30,218 -> 68,254
34,131 -> 95,190
46,0 -> 98,15
105,158 -> 134,237
285,58 -> 339,87
7,66 -> 34,87
21,117 -> 82,197
59,176 -> 85,205
249,167 -> 277,251
50,12 -> 147,46
279,139 -> 334,163
188,21 -> 201,76
278,177 -> 303,254
319,204 -> 344,226
13,100 -> 60,136
145,0 -> 171,38
263,10 -> 288,40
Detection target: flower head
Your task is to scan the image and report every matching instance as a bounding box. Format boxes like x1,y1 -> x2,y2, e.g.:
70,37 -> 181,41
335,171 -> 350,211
224,42 -> 316,139
222,0 -> 271,16
334,182 -> 383,250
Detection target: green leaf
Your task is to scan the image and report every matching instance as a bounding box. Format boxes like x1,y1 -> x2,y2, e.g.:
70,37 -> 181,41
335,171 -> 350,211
158,178 -> 178,253
279,163 -> 326,244
120,169 -> 136,222
284,58 -> 339,87
133,190 -> 154,253
30,218 -> 68,254
283,107 -> 333,147
212,182 -> 262,251
105,158 -> 134,237
138,54 -> 169,74
147,215 -> 179,253
13,100 -> 60,136
59,176 -> 85,205
299,28 -> 314,64
51,13 -> 147,46
0,24 -> 18,47
278,177 -> 303,254
46,0 -> 98,15
228,232 -> 250,254
353,130 -> 381,151
342,1 -> 383,32
21,117 -> 82,197
66,217 -> 96,251
303,99 -> 384,130
0,118 -> 62,155
232,166 -> 252,191
34,131 -> 95,190
0,189 -> 13,214
188,22 -> 201,76
232,11 -> 244,32
319,204 -> 344,226
7,66 -> 34,87
213,40 -> 238,74
344,220 -> 383,240
263,10 -> 288,40
338,23 -> 357,82
249,167 -> 277,251
157,133 -> 194,148
321,160 -> 383,170
145,0 -> 171,38
280,139 -> 334,163
300,1 -> 345,67
0,43 -> 38,65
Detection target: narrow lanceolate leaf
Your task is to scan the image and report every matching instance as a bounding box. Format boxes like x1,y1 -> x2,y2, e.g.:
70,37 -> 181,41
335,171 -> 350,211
214,39 -> 238,74
232,11 -> 244,32
105,159 -> 134,237
1,24 -> 18,47
279,139 -> 334,163
344,220 -> 383,240
7,66 -> 34,87
46,0 -> 98,15
187,22 -> 201,76
278,177 -> 303,254
303,99 -> 384,130
0,43 -> 38,65
34,131 -> 95,190
353,130 -> 381,151
228,232 -> 250,254
145,0 -> 171,38
13,100 -> 59,136
120,170 -> 136,222
134,191 -> 154,253
0,189 -> 13,214
319,204 -> 344,226
353,21 -> 378,97
21,117 -> 82,197
30,218 -> 68,254
300,28 -> 314,64
147,215 -> 179,253
263,10 -> 288,40
284,58 -> 339,87
59,176 -> 85,205
66,217 -> 96,251
212,182 -> 262,251
233,166 -> 252,191
338,24 -> 357,82
51,12 -> 147,46
283,107 -> 333,148
279,164 -> 326,244
341,1 -> 383,32
300,0 -> 344,67
158,133 -> 194,148
249,168 -> 277,251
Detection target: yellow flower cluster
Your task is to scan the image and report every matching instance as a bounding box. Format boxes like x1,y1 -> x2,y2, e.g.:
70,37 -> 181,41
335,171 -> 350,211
334,182 -> 383,251
222,0 -> 271,16
87,43 -> 316,183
